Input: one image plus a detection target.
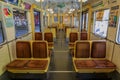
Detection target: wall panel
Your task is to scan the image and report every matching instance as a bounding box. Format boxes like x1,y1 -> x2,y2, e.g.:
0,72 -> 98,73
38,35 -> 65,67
112,44 -> 120,73
0,45 -> 10,75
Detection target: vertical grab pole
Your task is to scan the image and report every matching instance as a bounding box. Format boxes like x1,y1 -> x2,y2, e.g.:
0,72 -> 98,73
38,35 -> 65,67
46,0 -> 49,27
78,0 -> 82,40
40,0 -> 44,40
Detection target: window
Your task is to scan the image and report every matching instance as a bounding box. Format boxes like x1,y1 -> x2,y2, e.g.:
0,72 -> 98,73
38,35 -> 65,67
34,10 -> 41,32
116,16 -> 120,44
74,17 -> 79,27
13,9 -> 28,37
81,12 -> 88,31
0,21 -> 4,44
94,9 -> 110,38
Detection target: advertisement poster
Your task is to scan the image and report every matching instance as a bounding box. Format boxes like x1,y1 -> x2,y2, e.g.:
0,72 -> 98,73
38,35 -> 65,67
96,10 -> 104,20
3,5 -> 14,27
63,16 -> 70,25
108,0 -> 117,3
109,5 -> 119,27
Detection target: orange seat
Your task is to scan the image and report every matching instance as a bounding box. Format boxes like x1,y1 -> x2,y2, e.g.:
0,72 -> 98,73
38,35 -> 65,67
91,41 -> 106,58
16,41 -> 31,58
44,32 -> 54,49
93,60 -> 116,68
69,32 -> 78,49
7,60 -> 29,69
7,60 -> 49,71
75,41 -> 90,58
32,41 -> 48,58
74,60 -> 96,69
44,32 -> 53,42
35,32 -> 43,40
26,60 -> 48,70
80,32 -> 87,40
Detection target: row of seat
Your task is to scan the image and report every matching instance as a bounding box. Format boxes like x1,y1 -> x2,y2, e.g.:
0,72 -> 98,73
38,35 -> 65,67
35,32 -> 54,50
6,41 -> 50,74
72,40 -> 116,73
44,28 -> 56,41
69,32 -> 87,49
65,27 -> 88,41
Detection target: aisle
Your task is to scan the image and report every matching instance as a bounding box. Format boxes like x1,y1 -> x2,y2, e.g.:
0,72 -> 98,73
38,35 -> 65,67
49,30 -> 76,80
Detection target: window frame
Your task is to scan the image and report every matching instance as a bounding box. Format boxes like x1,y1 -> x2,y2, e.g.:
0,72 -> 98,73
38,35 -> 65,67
0,21 -> 5,44
116,16 -> 120,44
13,9 -> 29,38
93,9 -> 110,38
34,10 -> 41,32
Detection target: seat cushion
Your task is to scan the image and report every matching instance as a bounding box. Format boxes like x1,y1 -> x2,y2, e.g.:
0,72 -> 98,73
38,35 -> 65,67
7,60 -> 29,69
26,60 -> 48,70
93,60 -> 116,68
74,60 -> 96,69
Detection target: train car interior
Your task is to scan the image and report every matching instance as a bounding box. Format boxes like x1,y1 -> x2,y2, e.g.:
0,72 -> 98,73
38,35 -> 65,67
0,0 -> 120,80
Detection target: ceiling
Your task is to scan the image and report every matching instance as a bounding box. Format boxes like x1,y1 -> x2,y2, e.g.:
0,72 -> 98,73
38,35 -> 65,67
24,0 -> 97,13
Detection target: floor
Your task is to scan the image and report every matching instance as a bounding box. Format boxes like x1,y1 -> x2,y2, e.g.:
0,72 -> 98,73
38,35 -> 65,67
48,30 -> 76,80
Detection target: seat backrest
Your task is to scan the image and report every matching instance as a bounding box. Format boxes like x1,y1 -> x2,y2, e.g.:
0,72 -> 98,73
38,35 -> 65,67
35,32 -> 42,40
44,32 -> 53,42
91,41 -> 106,58
80,32 -> 87,40
69,32 -> 78,43
75,41 -> 90,58
16,41 -> 31,58
32,41 -> 48,58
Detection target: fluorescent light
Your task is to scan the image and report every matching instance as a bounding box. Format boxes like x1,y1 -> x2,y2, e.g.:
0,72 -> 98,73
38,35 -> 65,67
78,0 -> 88,2
35,0 -> 44,2
47,9 -> 53,12
70,9 -> 75,12
68,12 -> 72,13
51,11 -> 54,14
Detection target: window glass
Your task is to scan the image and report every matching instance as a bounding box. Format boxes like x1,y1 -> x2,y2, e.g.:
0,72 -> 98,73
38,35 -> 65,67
85,13 -> 88,31
74,17 -> 79,27
34,10 -> 41,32
0,21 -> 4,44
116,17 -> 120,44
94,9 -> 110,38
13,9 -> 28,37
81,12 -> 88,31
